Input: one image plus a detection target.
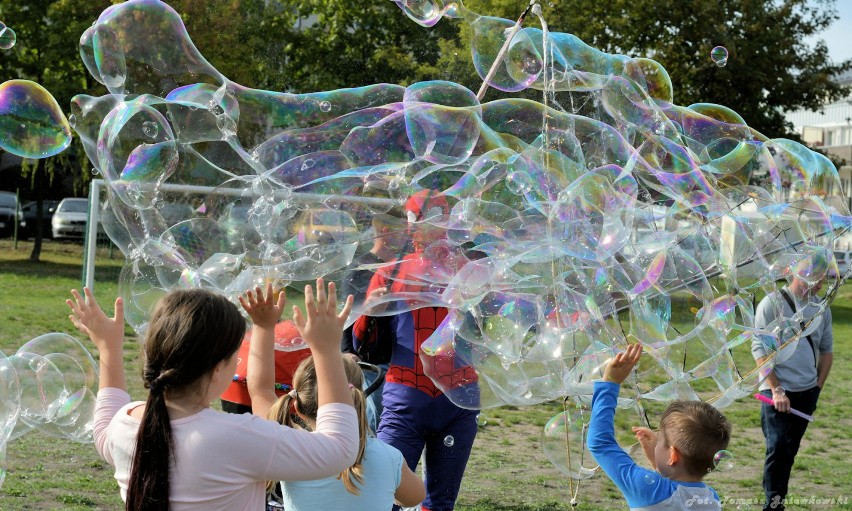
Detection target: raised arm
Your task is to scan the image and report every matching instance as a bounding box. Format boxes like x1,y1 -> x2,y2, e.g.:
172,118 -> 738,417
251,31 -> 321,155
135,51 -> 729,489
67,288 -> 126,392
293,278 -> 355,409
241,283 -> 286,417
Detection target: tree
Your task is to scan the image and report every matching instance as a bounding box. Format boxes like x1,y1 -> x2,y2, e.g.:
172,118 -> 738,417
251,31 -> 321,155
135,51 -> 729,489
420,0 -> 851,138
0,0 -> 457,260
0,0 -> 111,260
561,0 -> 852,137
170,0 -> 458,93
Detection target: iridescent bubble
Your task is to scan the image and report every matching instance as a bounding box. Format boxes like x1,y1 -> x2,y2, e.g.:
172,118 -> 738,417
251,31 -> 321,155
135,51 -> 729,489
319,101 -> 332,112
3,333 -> 98,446
0,350 -> 20,445
476,413 -> 487,427
443,2 -> 460,18
470,17 -> 542,92
540,408 -> 598,479
396,0 -> 444,27
506,171 -> 532,194
0,26 -> 16,50
0,80 -> 72,158
711,46 -> 729,67
93,23 -> 126,89
142,120 -> 159,138
443,435 -> 455,447
713,449 -> 735,471
643,472 -> 658,485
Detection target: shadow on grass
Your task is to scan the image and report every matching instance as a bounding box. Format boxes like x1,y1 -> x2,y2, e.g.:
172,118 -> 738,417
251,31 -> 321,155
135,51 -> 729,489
0,259 -> 121,282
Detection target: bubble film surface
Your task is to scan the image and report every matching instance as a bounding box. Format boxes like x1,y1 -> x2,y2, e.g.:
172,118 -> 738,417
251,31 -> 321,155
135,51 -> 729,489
0,23 -> 15,50
71,0 -> 848,476
0,335 -> 99,488
0,80 -> 72,158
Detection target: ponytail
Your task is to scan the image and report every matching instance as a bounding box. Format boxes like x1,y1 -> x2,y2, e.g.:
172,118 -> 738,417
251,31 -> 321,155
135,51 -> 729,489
266,393 -> 299,494
126,289 -> 245,511
338,384 -> 368,495
125,388 -> 172,511
266,356 -> 369,495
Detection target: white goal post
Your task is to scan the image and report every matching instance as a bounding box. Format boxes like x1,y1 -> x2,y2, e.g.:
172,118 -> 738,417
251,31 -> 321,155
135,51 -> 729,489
83,179 -> 398,291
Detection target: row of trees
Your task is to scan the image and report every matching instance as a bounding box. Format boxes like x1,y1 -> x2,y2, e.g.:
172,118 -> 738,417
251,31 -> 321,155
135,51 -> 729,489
0,0 -> 849,260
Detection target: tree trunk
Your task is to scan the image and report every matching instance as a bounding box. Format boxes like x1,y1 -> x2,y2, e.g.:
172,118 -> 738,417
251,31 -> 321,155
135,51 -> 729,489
29,160 -> 45,262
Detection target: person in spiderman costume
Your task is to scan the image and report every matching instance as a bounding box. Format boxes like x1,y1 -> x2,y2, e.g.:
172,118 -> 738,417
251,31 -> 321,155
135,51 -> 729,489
353,189 -> 479,511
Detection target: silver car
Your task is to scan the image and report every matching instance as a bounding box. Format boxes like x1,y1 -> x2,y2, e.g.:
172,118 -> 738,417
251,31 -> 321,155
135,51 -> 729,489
52,198 -> 91,240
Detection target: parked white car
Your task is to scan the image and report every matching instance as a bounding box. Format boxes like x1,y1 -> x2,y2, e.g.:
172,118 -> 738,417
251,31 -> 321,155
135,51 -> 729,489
52,198 -> 91,240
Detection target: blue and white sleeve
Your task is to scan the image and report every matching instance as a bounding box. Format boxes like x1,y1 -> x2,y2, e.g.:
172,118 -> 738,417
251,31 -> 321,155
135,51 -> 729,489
587,381 -> 674,509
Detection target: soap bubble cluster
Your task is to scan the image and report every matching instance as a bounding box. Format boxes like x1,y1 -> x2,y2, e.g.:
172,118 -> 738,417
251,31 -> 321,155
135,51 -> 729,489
74,0 -> 848,402
0,334 -> 99,488
63,0 -> 848,479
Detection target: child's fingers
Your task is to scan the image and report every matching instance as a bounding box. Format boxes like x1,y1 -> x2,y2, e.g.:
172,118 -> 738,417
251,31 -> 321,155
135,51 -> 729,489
292,305 -> 305,329
84,287 -> 97,308
275,288 -> 287,311
265,283 -> 274,304
238,295 -> 249,310
66,298 -> 79,315
70,289 -> 85,310
315,278 -> 327,310
630,344 -> 643,361
114,297 -> 124,325
337,294 -> 354,322
326,281 -> 337,314
304,284 -> 315,315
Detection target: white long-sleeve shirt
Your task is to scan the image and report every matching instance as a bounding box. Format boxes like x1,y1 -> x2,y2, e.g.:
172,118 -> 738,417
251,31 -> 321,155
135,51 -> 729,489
94,387 -> 358,510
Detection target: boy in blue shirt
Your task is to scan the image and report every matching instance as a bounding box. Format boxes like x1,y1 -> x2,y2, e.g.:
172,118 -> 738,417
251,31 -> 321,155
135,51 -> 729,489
588,344 -> 732,510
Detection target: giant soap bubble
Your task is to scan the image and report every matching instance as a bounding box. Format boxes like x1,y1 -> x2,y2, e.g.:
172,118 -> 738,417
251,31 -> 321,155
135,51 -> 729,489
71,0 -> 848,482
0,80 -> 72,158
0,334 -> 99,489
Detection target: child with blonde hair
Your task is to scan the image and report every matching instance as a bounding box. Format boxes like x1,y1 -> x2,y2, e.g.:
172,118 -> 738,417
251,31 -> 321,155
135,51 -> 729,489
241,285 -> 425,511
588,344 -> 732,511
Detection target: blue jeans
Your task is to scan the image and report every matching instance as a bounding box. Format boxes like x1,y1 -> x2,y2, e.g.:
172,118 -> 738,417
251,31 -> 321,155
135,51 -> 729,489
760,386 -> 821,511
379,383 -> 478,511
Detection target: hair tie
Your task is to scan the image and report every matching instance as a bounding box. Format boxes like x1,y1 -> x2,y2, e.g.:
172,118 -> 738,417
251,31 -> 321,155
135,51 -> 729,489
348,383 -> 355,390
289,389 -> 298,399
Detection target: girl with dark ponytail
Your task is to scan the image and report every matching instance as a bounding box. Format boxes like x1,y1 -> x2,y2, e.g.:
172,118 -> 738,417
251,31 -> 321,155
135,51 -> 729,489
68,279 -> 358,511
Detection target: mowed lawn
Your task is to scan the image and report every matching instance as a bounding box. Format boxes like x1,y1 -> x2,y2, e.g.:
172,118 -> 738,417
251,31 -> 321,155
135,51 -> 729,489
0,240 -> 850,510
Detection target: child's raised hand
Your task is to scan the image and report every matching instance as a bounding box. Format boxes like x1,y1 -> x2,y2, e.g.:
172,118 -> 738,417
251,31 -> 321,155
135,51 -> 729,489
632,426 -> 658,469
67,288 -> 124,353
602,343 -> 642,384
293,278 -> 354,353
632,426 -> 657,446
239,283 -> 286,329
363,286 -> 390,313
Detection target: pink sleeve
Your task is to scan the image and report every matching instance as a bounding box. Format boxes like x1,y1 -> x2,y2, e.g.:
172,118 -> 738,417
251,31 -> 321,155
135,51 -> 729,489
94,387 -> 131,465
261,403 -> 359,481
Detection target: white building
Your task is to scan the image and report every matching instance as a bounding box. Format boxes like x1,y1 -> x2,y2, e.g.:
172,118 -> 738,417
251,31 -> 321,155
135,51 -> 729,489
785,69 -> 852,248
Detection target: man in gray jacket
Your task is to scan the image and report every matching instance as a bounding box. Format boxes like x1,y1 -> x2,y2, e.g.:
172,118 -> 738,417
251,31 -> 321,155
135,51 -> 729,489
752,257 -> 834,511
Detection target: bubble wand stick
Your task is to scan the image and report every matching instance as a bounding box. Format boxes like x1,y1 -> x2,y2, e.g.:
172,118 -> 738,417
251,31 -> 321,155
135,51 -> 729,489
476,0 -> 537,101
754,393 -> 814,422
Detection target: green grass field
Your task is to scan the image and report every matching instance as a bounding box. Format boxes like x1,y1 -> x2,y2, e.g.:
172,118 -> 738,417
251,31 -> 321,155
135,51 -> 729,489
0,240 -> 849,510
